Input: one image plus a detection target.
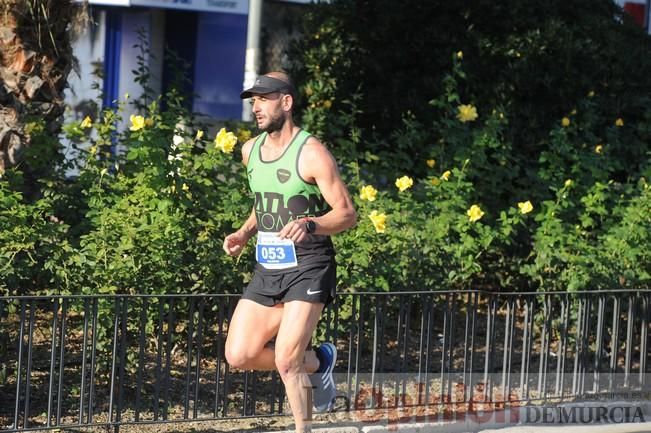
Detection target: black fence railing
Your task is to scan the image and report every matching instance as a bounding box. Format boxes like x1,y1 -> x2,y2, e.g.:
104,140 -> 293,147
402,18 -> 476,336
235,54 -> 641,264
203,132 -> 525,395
1,290 -> 650,432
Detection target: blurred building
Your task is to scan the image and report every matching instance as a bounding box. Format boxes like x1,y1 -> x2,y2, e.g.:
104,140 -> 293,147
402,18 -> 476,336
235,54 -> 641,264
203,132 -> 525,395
66,0 -> 308,123
615,0 -> 650,29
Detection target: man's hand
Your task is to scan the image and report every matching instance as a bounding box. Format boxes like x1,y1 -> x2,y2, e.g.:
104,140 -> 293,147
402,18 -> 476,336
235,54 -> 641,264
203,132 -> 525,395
278,218 -> 310,243
223,231 -> 249,256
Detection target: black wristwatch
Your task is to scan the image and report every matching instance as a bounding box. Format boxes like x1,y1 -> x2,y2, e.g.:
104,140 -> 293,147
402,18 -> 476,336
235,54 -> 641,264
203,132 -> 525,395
304,218 -> 316,234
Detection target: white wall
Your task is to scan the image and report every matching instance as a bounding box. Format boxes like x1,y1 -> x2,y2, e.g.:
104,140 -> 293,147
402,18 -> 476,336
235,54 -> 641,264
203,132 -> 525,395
63,8 -> 166,173
62,11 -> 106,172
65,11 -> 106,124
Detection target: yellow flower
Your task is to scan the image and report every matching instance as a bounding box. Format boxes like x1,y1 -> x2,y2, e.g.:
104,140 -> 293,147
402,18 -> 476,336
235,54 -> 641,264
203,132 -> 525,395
456,50 -> 463,59
457,104 -> 478,123
430,177 -> 440,186
80,116 -> 92,129
467,204 -> 484,223
129,114 -> 145,131
182,183 -> 189,191
595,144 -> 603,154
395,175 -> 414,192
214,127 -> 237,153
368,210 -> 387,233
588,90 -> 595,97
441,170 -> 452,181
517,200 -> 533,214
564,179 -> 573,188
195,130 -> 204,140
615,118 -> 624,127
237,128 -> 252,143
561,117 -> 570,127
323,100 -> 332,109
426,159 -> 436,168
359,185 -> 378,202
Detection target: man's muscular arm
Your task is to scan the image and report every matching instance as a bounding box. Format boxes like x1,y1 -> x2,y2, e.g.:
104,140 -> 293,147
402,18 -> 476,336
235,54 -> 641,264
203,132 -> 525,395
279,137 -> 357,243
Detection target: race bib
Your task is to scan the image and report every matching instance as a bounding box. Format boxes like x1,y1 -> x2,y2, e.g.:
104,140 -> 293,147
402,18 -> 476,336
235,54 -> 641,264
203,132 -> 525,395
256,231 -> 298,270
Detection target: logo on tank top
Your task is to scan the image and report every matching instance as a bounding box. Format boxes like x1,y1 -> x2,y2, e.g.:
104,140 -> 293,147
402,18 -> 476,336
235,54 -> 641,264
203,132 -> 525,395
254,191 -> 330,231
277,168 -> 291,183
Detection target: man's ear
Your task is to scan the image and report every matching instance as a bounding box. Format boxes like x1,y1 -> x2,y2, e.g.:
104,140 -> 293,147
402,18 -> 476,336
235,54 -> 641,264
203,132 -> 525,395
282,93 -> 294,112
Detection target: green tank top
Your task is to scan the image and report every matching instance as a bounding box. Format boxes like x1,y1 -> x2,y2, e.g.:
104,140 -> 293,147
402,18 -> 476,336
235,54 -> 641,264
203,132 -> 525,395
247,129 -> 334,266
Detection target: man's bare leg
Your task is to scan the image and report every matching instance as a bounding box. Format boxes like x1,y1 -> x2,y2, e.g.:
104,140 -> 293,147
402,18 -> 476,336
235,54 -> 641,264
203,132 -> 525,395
225,299 -> 284,370
225,299 -> 321,372
274,300 -> 324,433
225,298 -> 324,433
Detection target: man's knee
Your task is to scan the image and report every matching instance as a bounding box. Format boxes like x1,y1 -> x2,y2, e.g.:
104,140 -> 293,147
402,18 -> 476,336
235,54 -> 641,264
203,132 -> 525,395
225,343 -> 256,369
275,347 -> 303,377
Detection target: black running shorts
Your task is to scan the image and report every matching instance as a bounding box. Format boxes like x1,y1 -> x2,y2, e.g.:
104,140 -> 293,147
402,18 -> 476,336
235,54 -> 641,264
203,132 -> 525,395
242,260 -> 336,307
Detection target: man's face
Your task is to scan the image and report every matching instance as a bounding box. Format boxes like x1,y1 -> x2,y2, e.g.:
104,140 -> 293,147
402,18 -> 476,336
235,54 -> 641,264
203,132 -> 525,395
250,92 -> 289,133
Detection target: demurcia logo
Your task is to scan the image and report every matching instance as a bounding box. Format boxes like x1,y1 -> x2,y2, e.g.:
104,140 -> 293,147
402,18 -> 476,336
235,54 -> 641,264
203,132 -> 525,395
277,169 -> 291,183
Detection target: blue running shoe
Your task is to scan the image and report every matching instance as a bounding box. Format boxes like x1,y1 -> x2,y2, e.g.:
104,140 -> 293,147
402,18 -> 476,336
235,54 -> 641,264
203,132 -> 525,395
310,342 -> 337,412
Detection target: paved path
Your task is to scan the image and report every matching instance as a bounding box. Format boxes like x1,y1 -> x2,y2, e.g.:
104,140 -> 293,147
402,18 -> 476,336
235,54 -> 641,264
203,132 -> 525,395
479,423 -> 651,433
220,399 -> 651,433
261,420 -> 651,433
261,422 -> 651,433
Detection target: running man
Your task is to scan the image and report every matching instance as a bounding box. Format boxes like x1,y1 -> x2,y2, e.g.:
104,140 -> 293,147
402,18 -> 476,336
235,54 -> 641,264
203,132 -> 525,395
223,71 -> 357,433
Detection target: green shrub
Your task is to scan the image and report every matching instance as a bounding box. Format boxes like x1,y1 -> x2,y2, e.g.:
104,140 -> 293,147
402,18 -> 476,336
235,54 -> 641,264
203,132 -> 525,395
290,0 -> 651,209
1,9 -> 650,298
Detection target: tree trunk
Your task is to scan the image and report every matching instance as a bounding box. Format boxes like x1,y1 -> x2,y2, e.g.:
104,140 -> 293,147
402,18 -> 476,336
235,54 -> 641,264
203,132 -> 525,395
0,0 -> 82,175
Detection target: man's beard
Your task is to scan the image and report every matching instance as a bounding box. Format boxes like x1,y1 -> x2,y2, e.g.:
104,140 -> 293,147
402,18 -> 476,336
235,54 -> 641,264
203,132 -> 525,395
261,113 -> 286,133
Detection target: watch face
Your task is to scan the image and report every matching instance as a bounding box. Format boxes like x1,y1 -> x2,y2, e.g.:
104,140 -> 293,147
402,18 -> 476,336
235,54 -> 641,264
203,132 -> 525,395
306,220 -> 316,234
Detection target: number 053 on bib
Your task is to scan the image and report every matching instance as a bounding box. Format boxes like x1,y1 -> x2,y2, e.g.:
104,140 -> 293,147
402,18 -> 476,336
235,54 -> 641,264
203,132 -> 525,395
255,231 -> 298,270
